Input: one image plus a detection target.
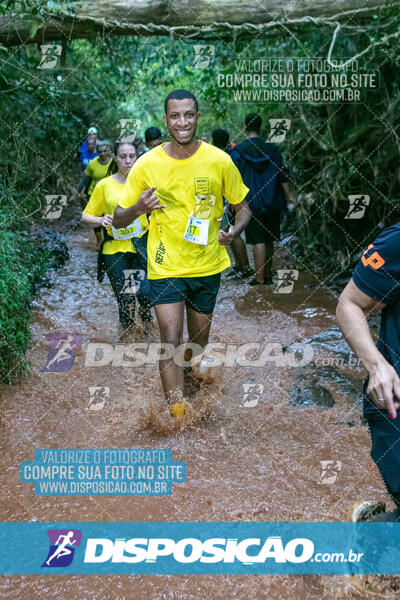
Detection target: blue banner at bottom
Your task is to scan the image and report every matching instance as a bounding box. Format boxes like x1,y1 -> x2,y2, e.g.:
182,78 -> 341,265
0,522 -> 399,574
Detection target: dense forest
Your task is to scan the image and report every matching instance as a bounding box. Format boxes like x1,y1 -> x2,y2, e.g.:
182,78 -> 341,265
1,0 -> 400,381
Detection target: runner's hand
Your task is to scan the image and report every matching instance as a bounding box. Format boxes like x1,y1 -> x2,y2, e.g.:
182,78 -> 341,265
367,359 -> 400,419
137,187 -> 166,214
218,225 -> 235,246
100,214 -> 113,227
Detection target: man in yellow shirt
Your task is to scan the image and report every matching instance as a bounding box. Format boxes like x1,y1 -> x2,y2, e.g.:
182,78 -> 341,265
114,89 -> 251,417
78,140 -> 113,247
78,140 -> 113,200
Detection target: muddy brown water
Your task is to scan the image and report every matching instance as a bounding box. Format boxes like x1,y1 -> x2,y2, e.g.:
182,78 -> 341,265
1,222 -> 399,599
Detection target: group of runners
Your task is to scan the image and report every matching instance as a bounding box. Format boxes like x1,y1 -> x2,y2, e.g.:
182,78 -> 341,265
78,88 -> 400,522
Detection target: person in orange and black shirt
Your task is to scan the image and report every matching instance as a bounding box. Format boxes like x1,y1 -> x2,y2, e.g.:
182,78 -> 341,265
337,224 -> 400,522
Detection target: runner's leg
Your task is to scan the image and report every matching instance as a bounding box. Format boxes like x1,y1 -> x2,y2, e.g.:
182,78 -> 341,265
155,302 -> 185,400
186,307 -> 212,362
103,253 -> 136,329
360,397 -> 400,521
264,210 -> 280,283
231,235 -> 250,271
184,274 -> 220,364
253,243 -> 266,283
132,249 -> 152,323
264,238 -> 273,282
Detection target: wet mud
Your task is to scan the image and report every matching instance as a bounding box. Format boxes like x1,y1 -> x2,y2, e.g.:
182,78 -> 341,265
1,223 -> 399,599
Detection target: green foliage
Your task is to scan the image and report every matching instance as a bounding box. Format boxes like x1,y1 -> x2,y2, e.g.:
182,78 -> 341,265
0,3 -> 400,379
0,219 -> 68,383
282,36 -> 400,277
0,230 -> 33,382
4,0 -> 79,19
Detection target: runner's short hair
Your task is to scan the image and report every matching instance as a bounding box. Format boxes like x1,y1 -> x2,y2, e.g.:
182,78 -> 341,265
164,89 -> 199,114
96,139 -> 111,148
212,128 -> 230,150
245,113 -> 262,133
145,127 -> 162,143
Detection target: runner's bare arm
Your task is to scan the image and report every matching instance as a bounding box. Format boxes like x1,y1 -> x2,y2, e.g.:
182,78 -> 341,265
232,199 -> 251,233
113,187 -> 166,228
336,278 -> 400,418
81,213 -> 113,229
219,200 -> 251,246
281,182 -> 296,207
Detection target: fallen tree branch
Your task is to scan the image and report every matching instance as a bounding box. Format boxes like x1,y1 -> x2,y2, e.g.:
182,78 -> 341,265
0,1 -> 397,46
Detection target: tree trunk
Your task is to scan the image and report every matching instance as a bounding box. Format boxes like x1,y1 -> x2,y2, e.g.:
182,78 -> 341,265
0,0 -> 394,47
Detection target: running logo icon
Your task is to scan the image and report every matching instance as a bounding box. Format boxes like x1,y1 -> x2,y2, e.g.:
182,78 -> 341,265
87,386 -> 110,411
38,45 -> 62,69
345,195 -> 370,219
192,45 -> 215,69
319,460 -> 342,485
268,119 -> 291,143
273,270 -> 299,294
42,334 -> 82,373
241,383 -> 264,407
42,529 -> 82,567
194,194 -> 216,219
121,269 -> 145,294
42,195 -> 67,220
119,119 -> 141,142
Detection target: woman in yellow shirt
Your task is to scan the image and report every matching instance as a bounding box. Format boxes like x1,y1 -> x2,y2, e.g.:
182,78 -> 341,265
78,140 -> 113,247
81,140 -> 152,333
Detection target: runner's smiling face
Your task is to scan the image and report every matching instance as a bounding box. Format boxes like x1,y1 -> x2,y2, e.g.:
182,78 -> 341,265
163,98 -> 199,146
115,143 -> 136,175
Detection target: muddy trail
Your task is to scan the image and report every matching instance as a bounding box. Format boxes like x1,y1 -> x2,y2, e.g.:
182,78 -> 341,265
1,207 -> 399,599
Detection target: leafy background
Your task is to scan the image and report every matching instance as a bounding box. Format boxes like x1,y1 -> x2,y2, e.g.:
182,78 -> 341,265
0,1 -> 400,380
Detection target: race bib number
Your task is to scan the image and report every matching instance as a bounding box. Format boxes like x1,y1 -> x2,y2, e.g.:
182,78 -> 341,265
111,218 -> 143,240
184,215 -> 209,245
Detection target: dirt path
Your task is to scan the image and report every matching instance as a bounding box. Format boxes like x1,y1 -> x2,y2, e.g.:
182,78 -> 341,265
0,222 -> 398,599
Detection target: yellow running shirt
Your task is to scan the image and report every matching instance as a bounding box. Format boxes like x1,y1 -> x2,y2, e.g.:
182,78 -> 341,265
119,141 -> 249,279
83,175 -> 149,255
85,156 -> 113,196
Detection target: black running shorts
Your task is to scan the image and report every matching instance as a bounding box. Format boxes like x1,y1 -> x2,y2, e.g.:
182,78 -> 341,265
149,273 -> 221,314
245,209 -> 281,245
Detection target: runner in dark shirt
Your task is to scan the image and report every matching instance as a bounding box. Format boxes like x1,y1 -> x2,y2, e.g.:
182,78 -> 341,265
145,127 -> 162,150
337,223 -> 400,521
231,113 -> 295,285
212,127 -> 252,280
79,134 -> 98,169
